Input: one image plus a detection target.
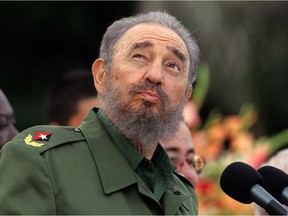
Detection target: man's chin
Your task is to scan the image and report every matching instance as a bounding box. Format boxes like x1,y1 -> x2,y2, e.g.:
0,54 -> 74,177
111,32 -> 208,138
134,103 -> 164,115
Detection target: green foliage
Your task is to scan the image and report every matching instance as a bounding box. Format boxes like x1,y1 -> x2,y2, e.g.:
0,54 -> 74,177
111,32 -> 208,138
192,62 -> 210,110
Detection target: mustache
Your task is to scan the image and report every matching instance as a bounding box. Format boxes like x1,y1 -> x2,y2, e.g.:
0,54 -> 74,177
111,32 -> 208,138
128,80 -> 169,104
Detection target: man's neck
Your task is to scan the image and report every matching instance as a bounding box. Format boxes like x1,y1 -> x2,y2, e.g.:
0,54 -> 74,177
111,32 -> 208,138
130,139 -> 158,160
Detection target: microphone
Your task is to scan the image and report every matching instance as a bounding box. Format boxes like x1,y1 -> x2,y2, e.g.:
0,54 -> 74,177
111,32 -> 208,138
258,165 -> 288,206
220,161 -> 288,215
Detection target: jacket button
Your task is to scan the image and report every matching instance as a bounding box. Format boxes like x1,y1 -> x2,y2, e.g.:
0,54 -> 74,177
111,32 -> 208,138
174,190 -> 181,195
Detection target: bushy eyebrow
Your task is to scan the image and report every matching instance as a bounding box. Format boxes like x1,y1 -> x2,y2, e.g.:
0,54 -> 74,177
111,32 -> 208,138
164,146 -> 195,155
131,41 -> 153,50
167,46 -> 186,63
164,147 -> 180,152
130,41 -> 186,63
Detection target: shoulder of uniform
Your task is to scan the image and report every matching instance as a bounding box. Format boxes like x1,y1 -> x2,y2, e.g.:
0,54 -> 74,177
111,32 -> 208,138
174,170 -> 194,188
10,125 -> 85,154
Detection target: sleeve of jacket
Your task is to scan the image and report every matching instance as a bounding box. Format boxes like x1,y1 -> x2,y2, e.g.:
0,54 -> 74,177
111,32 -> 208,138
0,140 -> 56,214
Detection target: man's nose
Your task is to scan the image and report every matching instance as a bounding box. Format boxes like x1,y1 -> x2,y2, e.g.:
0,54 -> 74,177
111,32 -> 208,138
143,62 -> 164,85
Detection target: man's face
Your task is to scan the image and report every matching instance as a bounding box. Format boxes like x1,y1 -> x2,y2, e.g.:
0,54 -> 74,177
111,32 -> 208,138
107,23 -> 191,116
94,23 -> 191,148
0,90 -> 18,148
161,122 -> 199,187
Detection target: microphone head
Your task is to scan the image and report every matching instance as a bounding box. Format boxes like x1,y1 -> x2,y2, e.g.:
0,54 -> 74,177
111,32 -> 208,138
258,165 -> 288,202
220,161 -> 264,204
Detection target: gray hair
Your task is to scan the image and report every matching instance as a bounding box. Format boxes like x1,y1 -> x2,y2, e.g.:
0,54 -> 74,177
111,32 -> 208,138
99,10 -> 200,86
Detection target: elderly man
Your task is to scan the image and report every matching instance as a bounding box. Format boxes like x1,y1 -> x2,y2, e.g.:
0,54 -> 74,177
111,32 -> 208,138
0,10 -> 200,215
0,89 -> 18,149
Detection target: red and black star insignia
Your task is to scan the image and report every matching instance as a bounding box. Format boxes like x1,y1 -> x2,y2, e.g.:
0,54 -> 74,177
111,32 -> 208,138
33,132 -> 52,141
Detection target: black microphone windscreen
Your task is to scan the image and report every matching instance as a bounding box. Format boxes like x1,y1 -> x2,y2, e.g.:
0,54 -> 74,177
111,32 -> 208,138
220,161 -> 264,204
258,165 -> 288,202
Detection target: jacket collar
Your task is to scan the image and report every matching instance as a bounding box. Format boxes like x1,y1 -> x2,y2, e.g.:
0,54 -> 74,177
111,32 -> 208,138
79,109 -> 197,215
79,108 -> 137,194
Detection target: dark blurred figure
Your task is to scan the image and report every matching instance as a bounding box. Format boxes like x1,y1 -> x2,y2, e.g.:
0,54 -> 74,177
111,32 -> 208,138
0,89 -> 18,149
45,69 -> 98,127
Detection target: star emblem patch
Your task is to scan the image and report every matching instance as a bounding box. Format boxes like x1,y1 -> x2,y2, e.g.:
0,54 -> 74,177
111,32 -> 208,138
33,132 -> 52,141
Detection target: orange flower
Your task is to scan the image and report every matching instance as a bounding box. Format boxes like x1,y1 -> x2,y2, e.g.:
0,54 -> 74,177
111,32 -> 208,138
207,123 -> 227,143
188,102 -> 287,215
230,132 -> 255,152
223,115 -> 244,139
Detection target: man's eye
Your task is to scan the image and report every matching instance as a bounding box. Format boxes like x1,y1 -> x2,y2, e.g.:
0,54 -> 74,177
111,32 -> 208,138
132,54 -> 145,60
0,116 -> 8,128
186,158 -> 194,167
166,62 -> 181,72
169,63 -> 179,70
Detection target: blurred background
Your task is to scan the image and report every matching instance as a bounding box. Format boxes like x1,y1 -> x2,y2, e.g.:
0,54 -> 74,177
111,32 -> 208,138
1,1 -> 288,137
1,1 -> 288,214
0,1 -> 287,136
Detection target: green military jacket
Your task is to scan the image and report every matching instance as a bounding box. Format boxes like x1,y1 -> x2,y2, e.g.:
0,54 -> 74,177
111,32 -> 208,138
0,109 -> 198,215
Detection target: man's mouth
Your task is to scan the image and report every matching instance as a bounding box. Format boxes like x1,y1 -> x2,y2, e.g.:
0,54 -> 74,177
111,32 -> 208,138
138,91 -> 160,102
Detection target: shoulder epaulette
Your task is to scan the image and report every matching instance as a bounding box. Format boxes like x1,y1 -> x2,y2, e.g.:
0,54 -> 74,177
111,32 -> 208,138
12,125 -> 85,154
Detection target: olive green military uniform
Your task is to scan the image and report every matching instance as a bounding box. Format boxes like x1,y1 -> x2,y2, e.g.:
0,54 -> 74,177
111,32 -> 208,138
0,108 -> 198,215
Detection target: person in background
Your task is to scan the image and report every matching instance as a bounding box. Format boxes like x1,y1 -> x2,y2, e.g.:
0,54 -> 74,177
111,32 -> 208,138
161,121 -> 205,187
45,69 -> 98,127
253,148 -> 288,215
0,89 -> 18,149
0,10 -> 200,214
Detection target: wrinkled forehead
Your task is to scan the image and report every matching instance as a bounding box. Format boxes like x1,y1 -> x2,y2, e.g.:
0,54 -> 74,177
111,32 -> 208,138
114,23 -> 189,59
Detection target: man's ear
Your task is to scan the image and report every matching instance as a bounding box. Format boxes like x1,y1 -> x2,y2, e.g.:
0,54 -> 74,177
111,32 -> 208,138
92,58 -> 105,95
186,85 -> 193,102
